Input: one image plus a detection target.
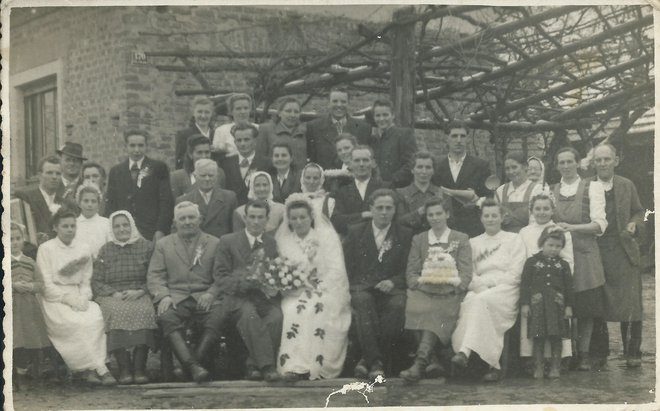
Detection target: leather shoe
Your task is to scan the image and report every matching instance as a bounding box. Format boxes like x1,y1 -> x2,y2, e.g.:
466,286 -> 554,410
367,361 -> 385,380
189,363 -> 210,383
425,359 -> 446,378
354,359 -> 368,379
482,368 -> 500,382
83,370 -> 102,385
246,365 -> 263,381
262,366 -> 280,382
100,372 -> 118,386
282,372 -> 301,382
451,352 -> 468,368
626,357 -> 642,368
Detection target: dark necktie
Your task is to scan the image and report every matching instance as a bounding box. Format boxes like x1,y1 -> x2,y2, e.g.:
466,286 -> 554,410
252,239 -> 263,251
130,163 -> 140,184
240,158 -> 250,168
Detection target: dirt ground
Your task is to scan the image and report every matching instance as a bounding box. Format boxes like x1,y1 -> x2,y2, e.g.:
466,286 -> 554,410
9,273 -> 657,410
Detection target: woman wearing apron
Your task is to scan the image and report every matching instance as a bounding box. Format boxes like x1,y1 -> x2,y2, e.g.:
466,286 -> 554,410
552,147 -> 608,371
495,152 -> 543,233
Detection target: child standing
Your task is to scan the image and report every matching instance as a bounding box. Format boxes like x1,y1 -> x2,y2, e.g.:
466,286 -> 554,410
520,227 -> 573,379
11,222 -> 51,388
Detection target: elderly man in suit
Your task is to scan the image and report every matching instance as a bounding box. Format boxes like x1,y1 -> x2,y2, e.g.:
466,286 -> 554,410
431,122 -> 491,237
215,200 -> 282,381
176,159 -> 237,239
344,188 -> 413,379
171,135 -> 226,198
219,123 -> 269,205
175,96 -> 214,170
106,130 -> 174,242
306,88 -> 371,170
591,144 -> 646,369
331,145 -> 384,235
369,99 -> 417,188
147,202 -> 225,382
15,155 -> 72,243
56,142 -> 87,202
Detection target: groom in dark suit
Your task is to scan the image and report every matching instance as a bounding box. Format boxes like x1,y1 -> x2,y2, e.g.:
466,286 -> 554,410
343,189 -> 413,379
306,88 -> 371,170
219,124 -> 269,205
431,122 -> 491,237
331,145 -> 384,235
106,129 -> 174,242
215,200 -> 282,381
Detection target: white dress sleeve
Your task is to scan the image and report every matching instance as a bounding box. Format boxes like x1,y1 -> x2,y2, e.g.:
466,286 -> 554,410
588,180 -> 608,235
36,244 -> 65,303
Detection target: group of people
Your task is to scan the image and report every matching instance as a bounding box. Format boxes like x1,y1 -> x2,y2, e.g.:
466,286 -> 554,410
12,88 -> 646,388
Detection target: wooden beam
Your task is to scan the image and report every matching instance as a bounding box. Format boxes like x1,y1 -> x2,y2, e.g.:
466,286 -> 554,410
416,14 -> 652,101
390,6 -> 417,128
145,50 -> 325,59
154,63 -> 252,73
471,54 -> 653,121
551,82 -> 653,121
414,118 -> 591,132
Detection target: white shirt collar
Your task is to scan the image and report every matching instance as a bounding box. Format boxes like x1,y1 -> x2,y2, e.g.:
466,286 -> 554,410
199,188 -> 213,201
598,176 -> 614,191
331,116 -> 347,126
195,123 -> 210,137
448,152 -> 467,164
39,186 -> 56,204
428,228 -> 451,245
560,177 -> 580,188
11,253 -> 24,262
239,152 -> 256,166
354,177 -> 371,200
129,157 -> 145,170
372,221 -> 391,236
277,169 -> 290,183
244,229 -> 263,247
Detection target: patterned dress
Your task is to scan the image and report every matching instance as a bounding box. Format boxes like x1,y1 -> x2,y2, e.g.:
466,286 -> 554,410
92,238 -> 157,351
12,254 -> 51,350
520,252 -> 574,339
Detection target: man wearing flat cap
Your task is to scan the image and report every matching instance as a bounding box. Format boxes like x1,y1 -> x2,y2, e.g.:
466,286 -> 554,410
56,141 -> 87,202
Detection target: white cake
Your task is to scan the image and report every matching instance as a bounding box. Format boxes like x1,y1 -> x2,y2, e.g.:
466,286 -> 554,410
418,247 -> 461,286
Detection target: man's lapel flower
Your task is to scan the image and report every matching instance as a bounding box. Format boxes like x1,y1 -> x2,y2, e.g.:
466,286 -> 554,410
192,243 -> 205,268
137,166 -> 151,188
378,239 -> 392,263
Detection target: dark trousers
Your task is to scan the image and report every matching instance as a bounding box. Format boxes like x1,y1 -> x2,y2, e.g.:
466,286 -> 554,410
621,321 -> 642,357
158,297 -> 225,340
245,300 -> 282,369
350,289 -> 406,370
589,318 -> 610,359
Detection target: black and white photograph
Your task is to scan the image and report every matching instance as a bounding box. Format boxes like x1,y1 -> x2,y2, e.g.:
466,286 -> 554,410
2,1 -> 657,409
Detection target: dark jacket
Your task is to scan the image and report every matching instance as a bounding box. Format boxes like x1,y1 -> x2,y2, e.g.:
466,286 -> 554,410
432,154 -> 491,237
106,157 -> 174,240
520,252 -> 574,308
256,121 -> 308,170
369,126 -> 417,188
219,154 -> 270,205
330,177 -> 384,235
176,188 -> 238,239
174,125 -> 211,170
15,186 -> 71,238
343,221 -> 413,293
269,167 -> 302,204
305,114 -> 371,170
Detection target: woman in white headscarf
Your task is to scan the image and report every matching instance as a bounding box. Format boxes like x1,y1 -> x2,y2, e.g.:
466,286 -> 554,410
232,171 -> 286,233
299,163 -> 336,219
92,210 -> 157,385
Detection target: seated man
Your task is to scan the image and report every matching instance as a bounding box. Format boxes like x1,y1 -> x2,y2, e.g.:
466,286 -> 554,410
215,199 -> 282,381
147,201 -> 225,383
176,159 -> 237,239
331,145 -> 384,235
343,189 -> 413,378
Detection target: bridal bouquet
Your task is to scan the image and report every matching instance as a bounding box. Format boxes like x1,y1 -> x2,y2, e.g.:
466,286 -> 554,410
248,256 -> 318,297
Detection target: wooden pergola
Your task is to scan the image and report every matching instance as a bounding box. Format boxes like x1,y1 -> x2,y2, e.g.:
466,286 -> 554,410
144,5 -> 654,164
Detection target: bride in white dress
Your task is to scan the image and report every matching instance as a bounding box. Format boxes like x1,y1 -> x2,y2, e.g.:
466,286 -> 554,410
275,193 -> 351,380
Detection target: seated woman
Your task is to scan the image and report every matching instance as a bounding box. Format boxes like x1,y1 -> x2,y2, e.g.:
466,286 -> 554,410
92,211 -> 158,385
37,208 -> 116,385
75,183 -> 110,257
400,197 -> 472,382
233,171 -> 285,233
450,199 -> 526,382
300,163 -> 336,218
268,142 -> 302,204
275,194 -> 351,380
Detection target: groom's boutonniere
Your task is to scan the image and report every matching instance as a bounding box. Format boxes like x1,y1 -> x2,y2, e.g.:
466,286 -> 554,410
192,244 -> 204,268
378,239 -> 392,263
137,166 -> 151,188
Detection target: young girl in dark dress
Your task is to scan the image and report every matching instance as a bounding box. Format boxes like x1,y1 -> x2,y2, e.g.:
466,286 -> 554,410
520,227 -> 574,380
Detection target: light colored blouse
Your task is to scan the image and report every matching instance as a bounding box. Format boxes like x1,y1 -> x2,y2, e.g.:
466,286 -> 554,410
558,178 -> 608,234
494,180 -> 545,203
76,214 -> 111,258
37,237 -> 94,303
469,230 -> 526,289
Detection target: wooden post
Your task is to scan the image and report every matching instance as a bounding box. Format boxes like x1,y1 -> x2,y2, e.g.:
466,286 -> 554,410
390,6 -> 416,128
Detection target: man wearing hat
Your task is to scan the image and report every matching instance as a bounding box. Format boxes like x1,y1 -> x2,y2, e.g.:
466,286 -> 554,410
591,144 -> 646,369
56,141 -> 87,202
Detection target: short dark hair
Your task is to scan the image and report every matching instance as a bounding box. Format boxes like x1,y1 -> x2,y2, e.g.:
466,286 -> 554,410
123,129 -> 149,143
555,146 -> 581,162
529,193 -> 555,212
51,207 -> 78,229
538,226 -> 566,249
277,97 -> 300,114
38,155 -> 61,173
81,162 -> 106,181
335,133 -> 358,147
479,198 -> 502,216
245,199 -> 270,217
271,142 -> 292,157
412,151 -> 435,169
231,123 -> 259,139
504,152 -> 527,166
187,135 -> 211,152
424,196 -> 451,215
372,98 -> 393,112
368,188 -> 397,206
445,120 -> 470,134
